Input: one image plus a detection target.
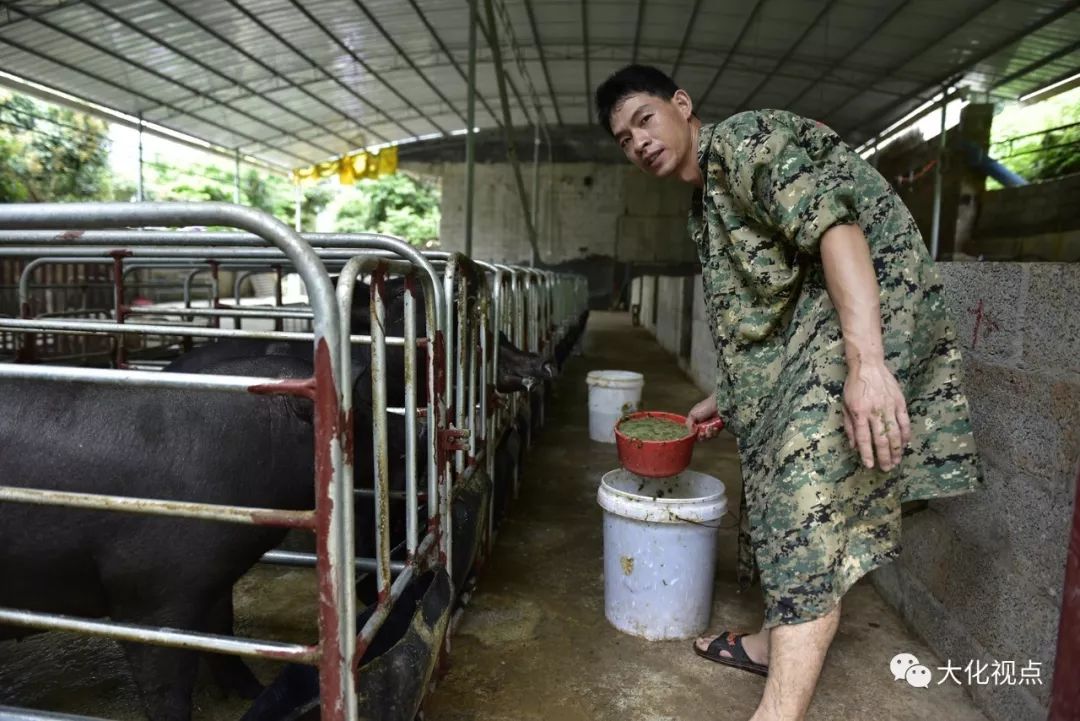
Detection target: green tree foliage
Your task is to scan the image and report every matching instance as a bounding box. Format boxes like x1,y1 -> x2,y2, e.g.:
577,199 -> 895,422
334,173 -> 440,246
0,93 -> 118,202
145,162 -> 332,230
990,86 -> 1080,184
0,89 -> 438,244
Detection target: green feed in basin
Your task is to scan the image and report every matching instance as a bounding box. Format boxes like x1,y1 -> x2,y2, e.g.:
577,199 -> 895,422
618,416 -> 689,442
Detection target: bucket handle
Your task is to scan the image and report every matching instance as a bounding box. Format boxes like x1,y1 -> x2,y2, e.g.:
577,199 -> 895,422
669,509 -> 739,530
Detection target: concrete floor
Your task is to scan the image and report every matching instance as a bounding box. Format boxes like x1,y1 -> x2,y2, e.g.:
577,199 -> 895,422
425,311 -> 989,721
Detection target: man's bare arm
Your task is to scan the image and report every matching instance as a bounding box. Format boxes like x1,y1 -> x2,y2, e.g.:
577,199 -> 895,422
820,223 -> 911,471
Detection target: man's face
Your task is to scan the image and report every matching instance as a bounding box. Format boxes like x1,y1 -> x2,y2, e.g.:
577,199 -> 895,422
608,90 -> 694,179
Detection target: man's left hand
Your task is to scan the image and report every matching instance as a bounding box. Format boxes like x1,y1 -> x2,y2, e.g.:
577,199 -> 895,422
842,360 -> 911,471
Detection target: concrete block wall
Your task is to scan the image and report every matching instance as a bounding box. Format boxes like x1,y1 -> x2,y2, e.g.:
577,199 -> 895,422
414,161 -> 696,266
654,265 -> 1076,721
872,262 -> 1079,721
967,174 -> 1080,262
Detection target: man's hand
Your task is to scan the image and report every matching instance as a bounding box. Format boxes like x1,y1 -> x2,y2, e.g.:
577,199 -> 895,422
820,224 -> 912,473
843,359 -> 911,471
687,394 -> 723,440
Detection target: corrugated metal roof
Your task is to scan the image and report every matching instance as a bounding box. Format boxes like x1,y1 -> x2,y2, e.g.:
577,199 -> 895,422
0,0 -> 1075,169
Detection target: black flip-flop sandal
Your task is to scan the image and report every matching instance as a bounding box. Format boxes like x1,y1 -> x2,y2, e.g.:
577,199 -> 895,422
692,631 -> 769,677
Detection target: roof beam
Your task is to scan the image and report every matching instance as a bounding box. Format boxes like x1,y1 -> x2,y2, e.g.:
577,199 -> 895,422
286,0 -> 450,137
1022,65 -> 1080,100
2,2 -> 334,160
0,71 -> 289,174
438,46 -> 926,102
475,12 -> 534,126
696,0 -> 767,108
0,35 -> 310,165
991,36 -> 1080,91
839,0 -> 1080,138
670,0 -> 703,79
733,0 -> 841,113
348,0 -> 469,126
522,0 -> 563,125
783,0 -> 911,110
217,0 -> 399,145
88,0 -> 354,154
582,0 -> 592,125
0,0 -> 80,28
631,0 -> 646,63
405,0 -> 501,128
538,40 -> 909,77
819,0 -> 1000,129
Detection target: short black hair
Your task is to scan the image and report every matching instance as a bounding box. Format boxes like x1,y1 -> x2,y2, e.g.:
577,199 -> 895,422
594,64 -> 680,135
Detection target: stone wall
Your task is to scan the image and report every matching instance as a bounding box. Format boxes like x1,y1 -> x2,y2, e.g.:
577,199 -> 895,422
407,161 -> 695,267
966,173 -> 1080,262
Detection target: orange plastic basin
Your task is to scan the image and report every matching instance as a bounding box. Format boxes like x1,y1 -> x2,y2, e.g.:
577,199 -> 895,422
614,411 -> 724,478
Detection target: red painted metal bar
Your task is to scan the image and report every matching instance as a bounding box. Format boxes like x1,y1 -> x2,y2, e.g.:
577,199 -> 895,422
1049,470 -> 1080,720
111,255 -> 127,368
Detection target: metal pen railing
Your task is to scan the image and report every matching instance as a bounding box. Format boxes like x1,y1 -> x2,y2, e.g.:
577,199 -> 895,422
0,215 -> 590,720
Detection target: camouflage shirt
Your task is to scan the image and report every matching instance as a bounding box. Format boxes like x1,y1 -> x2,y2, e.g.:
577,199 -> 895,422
689,110 -> 981,626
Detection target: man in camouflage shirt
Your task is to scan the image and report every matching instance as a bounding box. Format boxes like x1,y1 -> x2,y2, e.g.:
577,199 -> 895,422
596,65 -> 980,720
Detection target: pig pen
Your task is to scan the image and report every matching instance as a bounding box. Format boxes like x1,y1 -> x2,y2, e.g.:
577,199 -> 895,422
0,205 -> 589,721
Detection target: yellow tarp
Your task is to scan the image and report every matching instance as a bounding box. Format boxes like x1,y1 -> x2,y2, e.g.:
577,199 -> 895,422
291,146 -> 398,185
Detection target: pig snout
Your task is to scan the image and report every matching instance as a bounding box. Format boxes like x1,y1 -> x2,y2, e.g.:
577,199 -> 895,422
495,331 -> 555,392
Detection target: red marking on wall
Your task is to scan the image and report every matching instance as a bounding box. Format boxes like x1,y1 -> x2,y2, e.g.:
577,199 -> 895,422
967,299 -> 1000,350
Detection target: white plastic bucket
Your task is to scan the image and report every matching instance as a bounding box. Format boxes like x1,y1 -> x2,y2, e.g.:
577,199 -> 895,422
586,370 -> 644,443
597,468 -> 727,640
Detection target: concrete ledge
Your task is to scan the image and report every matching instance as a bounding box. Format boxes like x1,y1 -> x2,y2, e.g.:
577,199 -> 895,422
655,276 -> 693,359
640,275 -> 657,332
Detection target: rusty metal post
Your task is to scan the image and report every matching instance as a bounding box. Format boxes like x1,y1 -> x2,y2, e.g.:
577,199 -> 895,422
273,264 -> 284,332
369,266 -> 392,601
1050,470 -> 1080,720
0,203 -> 354,721
404,274 -> 419,556
112,254 -> 127,368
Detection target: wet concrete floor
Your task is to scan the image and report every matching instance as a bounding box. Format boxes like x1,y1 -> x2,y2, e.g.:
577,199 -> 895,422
424,311 -> 989,721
